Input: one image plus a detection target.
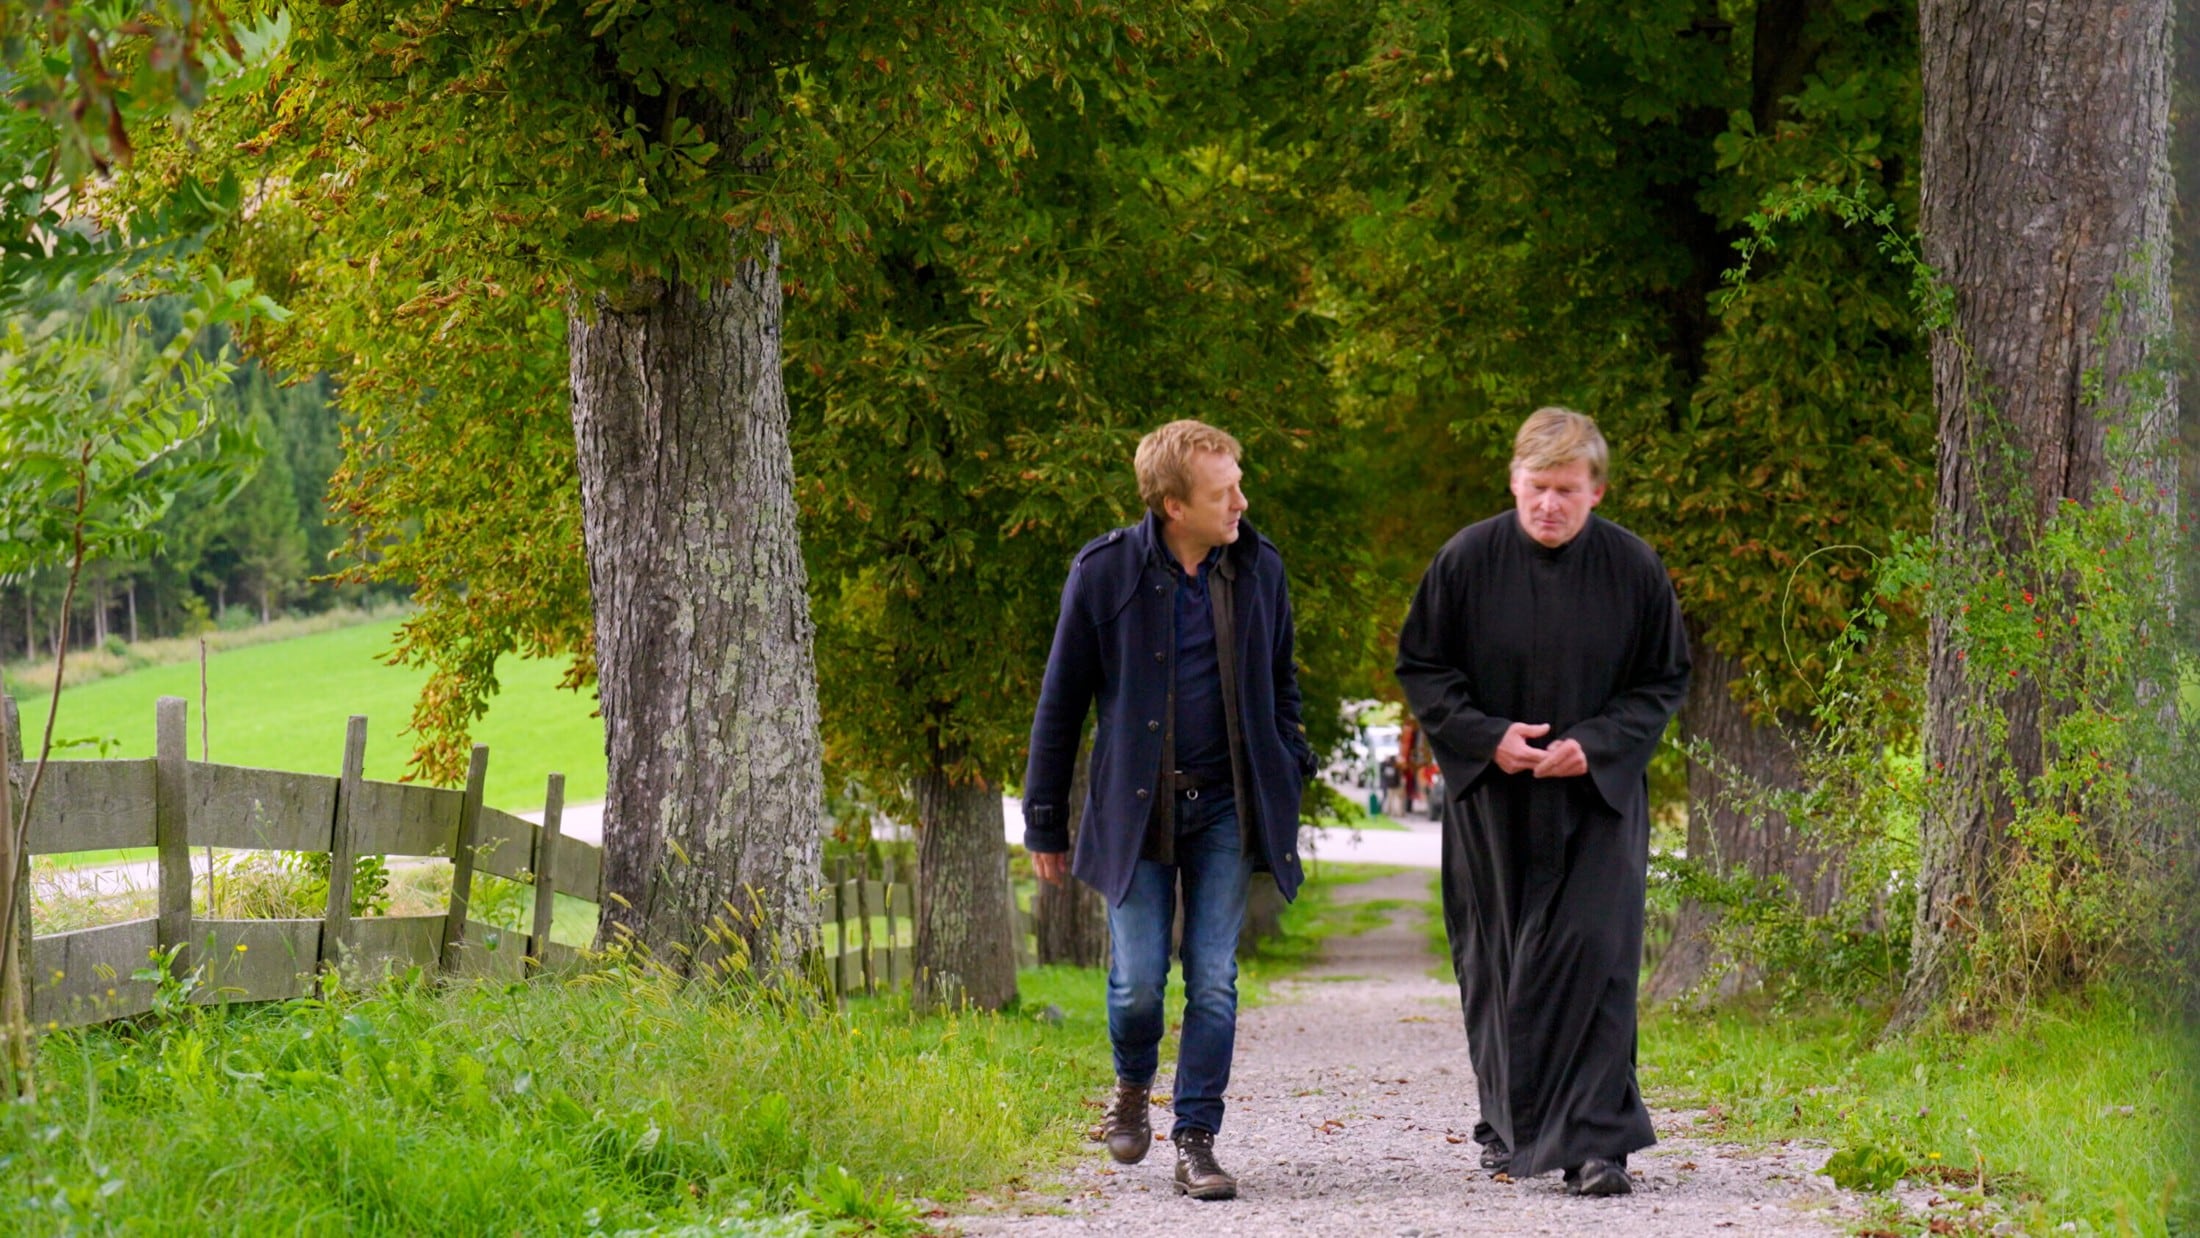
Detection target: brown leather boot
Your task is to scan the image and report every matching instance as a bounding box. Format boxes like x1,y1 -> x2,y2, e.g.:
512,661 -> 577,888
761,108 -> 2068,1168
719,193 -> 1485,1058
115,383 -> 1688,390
1101,1080 -> 1152,1164
1172,1128 -> 1238,1200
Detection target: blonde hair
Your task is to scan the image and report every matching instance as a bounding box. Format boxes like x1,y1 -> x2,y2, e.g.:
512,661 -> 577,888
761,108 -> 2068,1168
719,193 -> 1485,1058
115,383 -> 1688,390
1510,406 -> 1608,483
1135,419 -> 1243,515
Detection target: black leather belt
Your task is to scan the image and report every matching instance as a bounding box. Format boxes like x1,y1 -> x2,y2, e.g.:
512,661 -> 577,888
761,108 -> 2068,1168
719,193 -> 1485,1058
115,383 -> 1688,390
1170,770 -> 1228,799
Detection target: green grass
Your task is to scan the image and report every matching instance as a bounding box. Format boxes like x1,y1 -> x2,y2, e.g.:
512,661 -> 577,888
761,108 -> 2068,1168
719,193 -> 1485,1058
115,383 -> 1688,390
13,618 -> 605,813
0,861 -> 1407,1234
1409,874 -> 2192,1231
1642,993 -> 2193,1233
1239,863 -> 1414,982
30,847 -> 151,871
1,960 -> 1112,1235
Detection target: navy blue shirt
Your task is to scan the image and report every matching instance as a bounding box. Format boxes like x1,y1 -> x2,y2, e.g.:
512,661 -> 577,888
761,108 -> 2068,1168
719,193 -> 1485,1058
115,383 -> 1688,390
1167,544 -> 1231,779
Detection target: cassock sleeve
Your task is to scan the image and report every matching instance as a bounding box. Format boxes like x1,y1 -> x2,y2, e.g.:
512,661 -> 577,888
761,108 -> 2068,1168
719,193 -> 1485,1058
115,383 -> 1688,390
1561,556 -> 1691,815
1395,544 -> 1515,796
1023,558 -> 1100,853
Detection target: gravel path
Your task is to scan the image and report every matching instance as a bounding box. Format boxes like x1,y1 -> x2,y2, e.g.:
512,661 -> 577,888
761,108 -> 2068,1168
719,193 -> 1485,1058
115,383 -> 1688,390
956,869 -> 1872,1237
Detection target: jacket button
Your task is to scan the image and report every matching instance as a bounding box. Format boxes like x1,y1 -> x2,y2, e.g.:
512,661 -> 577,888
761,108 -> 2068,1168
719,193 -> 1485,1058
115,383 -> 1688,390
1154,651 -> 1165,663
1154,584 -> 1164,594
1287,852 -> 1297,862
1147,720 -> 1160,732
1136,788 -> 1149,800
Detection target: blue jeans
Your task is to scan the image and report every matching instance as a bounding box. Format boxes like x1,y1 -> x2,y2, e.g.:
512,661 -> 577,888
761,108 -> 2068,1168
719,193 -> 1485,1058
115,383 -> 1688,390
1107,786 -> 1254,1137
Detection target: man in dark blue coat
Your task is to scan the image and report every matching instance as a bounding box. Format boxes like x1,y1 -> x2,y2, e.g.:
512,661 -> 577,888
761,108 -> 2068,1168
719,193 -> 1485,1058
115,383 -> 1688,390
1023,419 -> 1318,1202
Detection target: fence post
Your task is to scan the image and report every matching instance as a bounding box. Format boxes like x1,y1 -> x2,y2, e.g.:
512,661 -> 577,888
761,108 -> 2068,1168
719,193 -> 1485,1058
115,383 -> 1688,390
877,851 -> 895,991
1006,858 -> 1034,971
527,773 -> 564,973
856,848 -> 876,996
884,857 -> 910,993
1,697 -> 31,1085
321,715 -> 367,977
439,744 -> 490,974
154,698 -> 192,974
831,856 -> 852,1003
2,696 -> 27,956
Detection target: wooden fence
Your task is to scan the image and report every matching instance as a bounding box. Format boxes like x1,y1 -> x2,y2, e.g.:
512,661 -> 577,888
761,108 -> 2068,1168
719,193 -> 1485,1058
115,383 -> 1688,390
0,696 -> 1039,1029
817,848 -> 1039,1000
1,696 -> 599,1030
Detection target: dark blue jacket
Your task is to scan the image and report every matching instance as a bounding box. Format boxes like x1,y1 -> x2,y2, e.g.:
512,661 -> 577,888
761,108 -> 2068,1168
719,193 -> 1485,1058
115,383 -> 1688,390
1023,513 -> 1318,907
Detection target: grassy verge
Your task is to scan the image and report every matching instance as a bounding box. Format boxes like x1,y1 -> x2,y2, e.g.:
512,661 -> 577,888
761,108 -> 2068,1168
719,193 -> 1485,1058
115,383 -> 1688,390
1342,813 -> 1412,833
1,960 -> 1110,1235
1240,862 -> 1415,984
1412,874 -> 2192,1231
2,862 -> 1405,1233
12,616 -> 605,812
1640,994 -> 2193,1234
30,847 -> 153,871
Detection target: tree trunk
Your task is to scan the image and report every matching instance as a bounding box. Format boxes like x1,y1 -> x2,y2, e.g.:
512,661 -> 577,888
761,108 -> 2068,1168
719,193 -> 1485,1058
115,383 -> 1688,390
1238,873 -> 1285,957
569,249 -> 826,977
1901,0 -> 2176,1027
1034,740 -> 1108,968
1645,640 -> 1837,1002
2172,0 -> 2200,688
913,757 -> 1019,1011
126,582 -> 137,646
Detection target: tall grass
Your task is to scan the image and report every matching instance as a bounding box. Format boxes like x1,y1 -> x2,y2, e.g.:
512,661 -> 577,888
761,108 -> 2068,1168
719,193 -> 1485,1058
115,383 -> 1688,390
0,960 -> 1113,1234
0,858 -> 1400,1232
1641,993 -> 2193,1233
1406,874 -> 2192,1230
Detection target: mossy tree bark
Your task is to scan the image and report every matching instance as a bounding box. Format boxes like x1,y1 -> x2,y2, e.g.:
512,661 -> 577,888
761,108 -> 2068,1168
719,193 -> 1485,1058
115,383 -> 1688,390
1901,0 -> 2176,1027
570,248 -> 826,976
914,752 -> 1020,1012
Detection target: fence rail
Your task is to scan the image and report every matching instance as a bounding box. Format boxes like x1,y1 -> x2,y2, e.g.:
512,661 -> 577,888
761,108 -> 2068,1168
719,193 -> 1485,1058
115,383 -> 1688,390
1,696 -> 1037,1030
817,849 -> 1040,1001
2,696 -> 597,1030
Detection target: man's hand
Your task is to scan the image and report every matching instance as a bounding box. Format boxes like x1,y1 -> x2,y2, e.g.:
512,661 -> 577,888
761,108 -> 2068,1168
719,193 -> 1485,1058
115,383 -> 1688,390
1032,849 -> 1070,886
1494,722 -> 1551,775
1533,738 -> 1588,779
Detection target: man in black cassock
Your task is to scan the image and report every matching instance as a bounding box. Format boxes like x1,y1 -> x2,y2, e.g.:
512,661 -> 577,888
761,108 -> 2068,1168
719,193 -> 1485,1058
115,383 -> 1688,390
1396,407 -> 1690,1198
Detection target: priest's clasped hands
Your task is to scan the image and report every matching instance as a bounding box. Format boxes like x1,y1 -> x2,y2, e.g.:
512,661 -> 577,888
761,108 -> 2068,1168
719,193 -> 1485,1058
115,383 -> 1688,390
1494,721 -> 1589,779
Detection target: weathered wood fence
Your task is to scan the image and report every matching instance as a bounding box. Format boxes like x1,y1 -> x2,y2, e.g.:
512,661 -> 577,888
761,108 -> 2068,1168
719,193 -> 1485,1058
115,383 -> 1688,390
0,696 -> 1041,1029
816,849 -> 1040,1000
1,696 -> 600,1030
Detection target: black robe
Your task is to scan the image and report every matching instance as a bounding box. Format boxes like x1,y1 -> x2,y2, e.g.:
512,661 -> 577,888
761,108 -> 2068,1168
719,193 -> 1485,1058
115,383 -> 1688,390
1396,512 -> 1690,1178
